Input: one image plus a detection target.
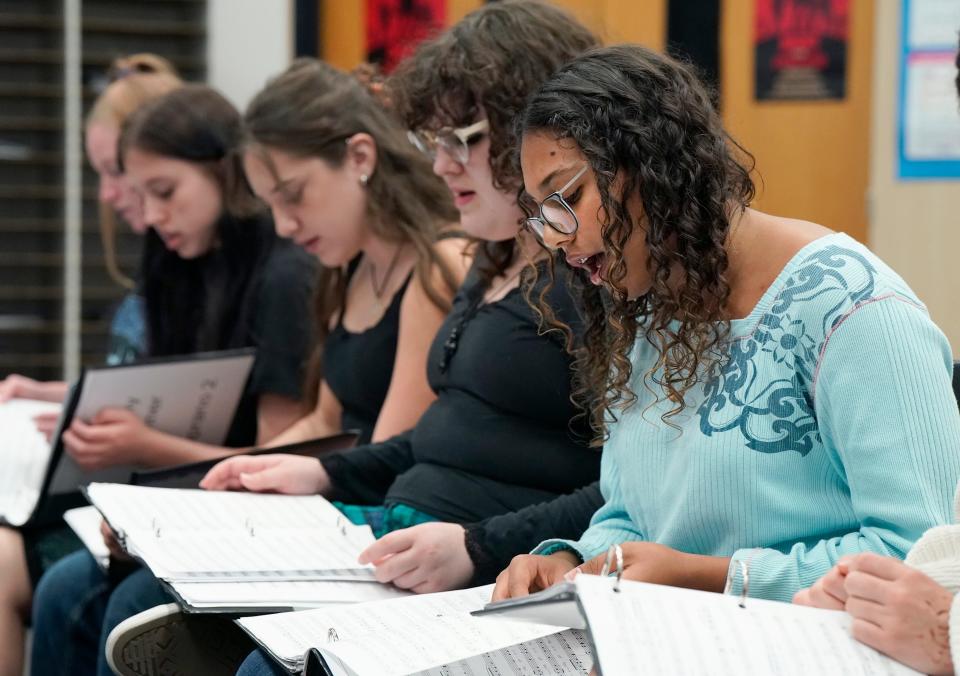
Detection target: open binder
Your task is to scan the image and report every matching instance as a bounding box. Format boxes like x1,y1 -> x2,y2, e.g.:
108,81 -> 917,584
236,585 -> 592,676
0,348 -> 255,528
474,547 -> 923,676
83,483 -> 409,614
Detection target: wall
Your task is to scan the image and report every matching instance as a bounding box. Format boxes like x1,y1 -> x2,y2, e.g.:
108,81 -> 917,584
207,0 -> 294,109
720,0 -> 875,242
869,2 -> 960,351
321,0 -> 666,70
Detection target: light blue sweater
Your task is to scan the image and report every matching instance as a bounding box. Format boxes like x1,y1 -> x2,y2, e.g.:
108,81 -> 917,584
537,233 -> 960,602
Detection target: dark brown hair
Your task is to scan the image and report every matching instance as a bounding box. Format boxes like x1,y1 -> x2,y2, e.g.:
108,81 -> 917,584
389,0 -> 599,285
118,85 -> 277,358
520,45 -> 756,443
244,58 -> 460,408
119,84 -> 259,218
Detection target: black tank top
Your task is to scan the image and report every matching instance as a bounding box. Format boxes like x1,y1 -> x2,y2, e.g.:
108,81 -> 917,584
323,265 -> 411,445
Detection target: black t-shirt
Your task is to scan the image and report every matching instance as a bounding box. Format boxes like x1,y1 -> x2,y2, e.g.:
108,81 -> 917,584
223,239 -> 316,446
321,260 -> 601,523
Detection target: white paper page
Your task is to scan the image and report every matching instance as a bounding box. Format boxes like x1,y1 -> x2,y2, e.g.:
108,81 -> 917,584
575,575 -> 922,676
0,399 -> 61,523
87,484 -> 348,535
411,629 -> 592,676
86,484 -> 374,579
63,506 -> 110,570
238,586 -> 566,676
173,579 -> 411,610
131,529 -> 375,579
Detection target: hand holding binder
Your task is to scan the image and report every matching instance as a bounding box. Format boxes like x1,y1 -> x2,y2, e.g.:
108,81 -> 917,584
62,407 -> 153,471
0,349 -> 256,528
475,549 -> 923,676
492,541 -> 732,602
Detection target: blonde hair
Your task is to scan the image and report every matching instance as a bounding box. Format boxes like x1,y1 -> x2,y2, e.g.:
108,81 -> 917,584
86,54 -> 183,287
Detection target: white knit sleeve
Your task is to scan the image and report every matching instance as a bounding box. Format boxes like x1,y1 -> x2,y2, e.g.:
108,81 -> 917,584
907,525 -> 960,594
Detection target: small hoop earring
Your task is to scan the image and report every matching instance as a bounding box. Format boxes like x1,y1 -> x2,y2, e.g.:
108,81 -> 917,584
359,174 -> 369,186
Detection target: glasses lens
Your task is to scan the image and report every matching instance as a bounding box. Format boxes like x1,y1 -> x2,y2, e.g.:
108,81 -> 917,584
542,196 -> 577,234
436,131 -> 468,164
407,131 -> 435,158
524,218 -> 545,239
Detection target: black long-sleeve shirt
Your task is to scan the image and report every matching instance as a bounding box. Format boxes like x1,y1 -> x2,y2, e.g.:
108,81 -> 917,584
321,261 -> 600,524
464,481 -> 604,584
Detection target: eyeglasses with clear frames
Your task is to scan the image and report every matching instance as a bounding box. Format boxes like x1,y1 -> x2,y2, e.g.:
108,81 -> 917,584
407,119 -> 490,165
524,164 -> 588,241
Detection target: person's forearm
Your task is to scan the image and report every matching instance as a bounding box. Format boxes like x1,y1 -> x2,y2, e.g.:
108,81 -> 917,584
35,380 -> 69,402
264,410 -> 338,448
139,428 -> 244,467
682,554 -> 731,593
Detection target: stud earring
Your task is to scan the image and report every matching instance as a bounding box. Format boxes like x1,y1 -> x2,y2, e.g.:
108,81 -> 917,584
359,174 -> 369,186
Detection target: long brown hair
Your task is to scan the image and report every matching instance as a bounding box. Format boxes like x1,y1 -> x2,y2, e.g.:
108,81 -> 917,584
521,45 -> 756,443
119,85 -> 271,357
86,53 -> 182,288
244,58 -> 460,408
389,0 -> 599,286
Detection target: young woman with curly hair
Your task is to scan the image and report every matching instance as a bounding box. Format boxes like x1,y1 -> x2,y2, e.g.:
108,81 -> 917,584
493,44 -> 960,604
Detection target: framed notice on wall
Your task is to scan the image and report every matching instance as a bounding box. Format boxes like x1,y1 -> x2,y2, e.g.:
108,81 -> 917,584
898,0 -> 960,180
754,0 -> 849,101
366,0 -> 445,73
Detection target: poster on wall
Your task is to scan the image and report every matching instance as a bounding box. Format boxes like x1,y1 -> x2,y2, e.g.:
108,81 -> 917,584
366,0 -> 445,73
898,0 -> 960,180
755,0 -> 849,101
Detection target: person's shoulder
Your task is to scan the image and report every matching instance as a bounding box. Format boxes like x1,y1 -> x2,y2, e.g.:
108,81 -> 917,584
791,231 -> 924,309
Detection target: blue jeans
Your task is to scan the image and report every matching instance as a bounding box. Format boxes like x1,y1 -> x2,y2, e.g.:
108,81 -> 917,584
236,650 -> 288,676
30,550 -> 170,676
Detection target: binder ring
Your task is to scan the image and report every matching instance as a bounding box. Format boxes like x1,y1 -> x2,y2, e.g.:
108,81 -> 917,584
599,544 -> 624,593
723,558 -> 751,609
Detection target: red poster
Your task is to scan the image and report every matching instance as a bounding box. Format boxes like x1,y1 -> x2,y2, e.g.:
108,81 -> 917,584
755,0 -> 849,100
366,0 -> 446,73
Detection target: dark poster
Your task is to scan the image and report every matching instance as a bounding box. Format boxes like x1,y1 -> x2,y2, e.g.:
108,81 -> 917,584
755,0 -> 849,101
366,0 -> 446,73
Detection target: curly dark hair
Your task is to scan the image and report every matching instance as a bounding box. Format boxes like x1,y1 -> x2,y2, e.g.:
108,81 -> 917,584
520,45 -> 756,443
388,0 -> 598,285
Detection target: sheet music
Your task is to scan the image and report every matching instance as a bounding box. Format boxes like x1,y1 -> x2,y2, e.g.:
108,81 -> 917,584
132,530 -> 376,579
87,483 -> 348,534
410,630 -> 592,676
172,579 -> 411,610
575,575 -> 922,676
63,506 -> 110,570
0,399 -> 61,524
237,586 -> 567,675
86,484 -> 375,580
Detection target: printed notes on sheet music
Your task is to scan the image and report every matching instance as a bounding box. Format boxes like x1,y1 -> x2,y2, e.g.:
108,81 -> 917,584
237,585 -> 587,675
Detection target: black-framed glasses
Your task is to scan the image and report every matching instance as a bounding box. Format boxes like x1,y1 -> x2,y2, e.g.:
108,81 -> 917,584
407,120 -> 489,164
524,164 -> 588,241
